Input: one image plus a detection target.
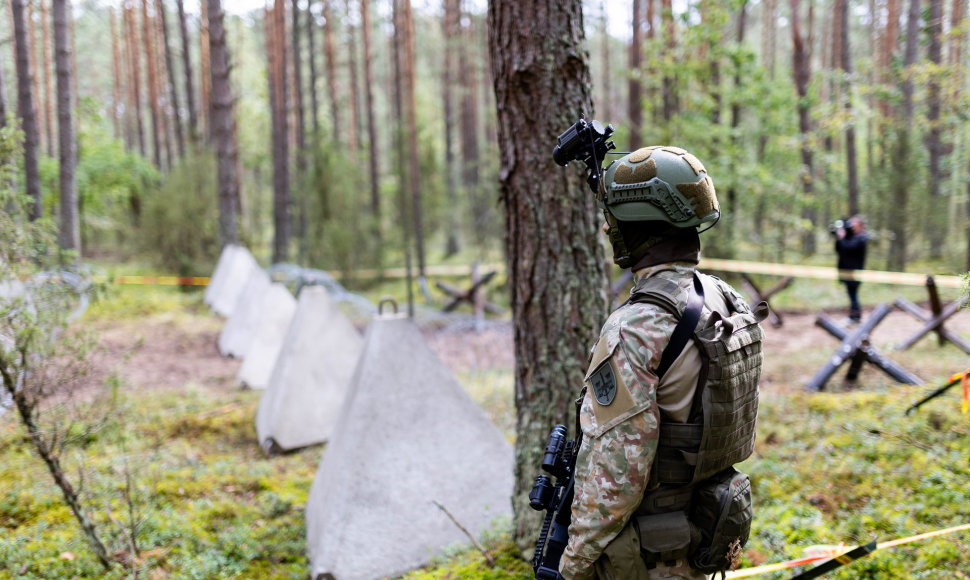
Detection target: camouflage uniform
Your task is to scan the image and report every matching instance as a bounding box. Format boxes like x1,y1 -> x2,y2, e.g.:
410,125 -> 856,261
560,262 -> 722,580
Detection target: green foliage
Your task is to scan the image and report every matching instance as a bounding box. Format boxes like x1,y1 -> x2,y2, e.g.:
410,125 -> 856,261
136,150 -> 221,277
299,143 -> 383,273
745,391 -> 970,578
75,115 -> 159,254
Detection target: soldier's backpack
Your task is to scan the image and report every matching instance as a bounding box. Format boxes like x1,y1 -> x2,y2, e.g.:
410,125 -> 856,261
629,271 -> 767,576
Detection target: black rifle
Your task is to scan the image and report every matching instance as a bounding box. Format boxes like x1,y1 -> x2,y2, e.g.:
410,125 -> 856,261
529,424 -> 579,580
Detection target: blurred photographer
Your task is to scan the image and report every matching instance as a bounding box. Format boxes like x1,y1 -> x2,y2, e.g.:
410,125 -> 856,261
834,215 -> 868,323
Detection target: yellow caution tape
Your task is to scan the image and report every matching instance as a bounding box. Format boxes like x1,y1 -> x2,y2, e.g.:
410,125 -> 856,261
93,275 -> 210,286
724,522 -> 970,578
698,258 -> 965,289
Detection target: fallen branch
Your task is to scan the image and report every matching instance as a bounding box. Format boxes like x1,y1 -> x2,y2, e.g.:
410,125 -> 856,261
432,500 -> 496,567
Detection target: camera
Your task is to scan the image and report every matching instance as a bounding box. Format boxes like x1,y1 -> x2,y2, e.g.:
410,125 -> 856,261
552,119 -> 616,194
828,218 -> 852,237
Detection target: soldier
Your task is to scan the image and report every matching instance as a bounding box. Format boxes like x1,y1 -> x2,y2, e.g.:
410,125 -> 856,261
559,146 -> 764,580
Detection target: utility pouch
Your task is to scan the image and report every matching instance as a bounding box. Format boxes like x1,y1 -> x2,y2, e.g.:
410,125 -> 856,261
688,468 -> 752,575
593,520 -> 650,580
635,510 -> 693,563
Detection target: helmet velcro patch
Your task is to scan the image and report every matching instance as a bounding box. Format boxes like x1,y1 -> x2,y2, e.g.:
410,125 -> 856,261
661,146 -> 688,155
629,146 -> 659,163
614,158 -> 658,184
682,153 -> 706,176
676,176 -> 717,216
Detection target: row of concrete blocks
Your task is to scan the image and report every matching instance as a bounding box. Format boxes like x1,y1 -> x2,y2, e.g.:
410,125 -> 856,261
203,245 -> 515,580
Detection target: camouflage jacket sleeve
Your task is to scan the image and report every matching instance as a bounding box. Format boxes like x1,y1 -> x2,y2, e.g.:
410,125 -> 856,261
559,302 -> 676,579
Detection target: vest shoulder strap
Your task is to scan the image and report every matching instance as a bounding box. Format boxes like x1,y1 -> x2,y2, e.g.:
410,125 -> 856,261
627,272 -> 705,380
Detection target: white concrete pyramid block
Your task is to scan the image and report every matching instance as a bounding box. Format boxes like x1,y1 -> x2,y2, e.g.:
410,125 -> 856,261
205,244 -> 260,317
306,315 -> 514,580
218,267 -> 271,358
255,286 -> 363,452
237,283 -> 298,389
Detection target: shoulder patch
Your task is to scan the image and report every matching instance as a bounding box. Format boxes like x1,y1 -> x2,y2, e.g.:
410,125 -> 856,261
589,359 -> 617,406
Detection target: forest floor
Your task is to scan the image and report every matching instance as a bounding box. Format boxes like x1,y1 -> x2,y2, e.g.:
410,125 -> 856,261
92,300 -> 970,400
2,285 -> 970,578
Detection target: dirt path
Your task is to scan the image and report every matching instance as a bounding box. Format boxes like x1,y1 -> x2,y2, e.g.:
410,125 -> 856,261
92,304 -> 969,398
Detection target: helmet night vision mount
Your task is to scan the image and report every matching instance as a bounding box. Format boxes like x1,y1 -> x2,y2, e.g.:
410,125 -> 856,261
552,118 -> 617,196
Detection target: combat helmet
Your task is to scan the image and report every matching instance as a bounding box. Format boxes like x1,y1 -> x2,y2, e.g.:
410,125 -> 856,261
599,146 -> 719,267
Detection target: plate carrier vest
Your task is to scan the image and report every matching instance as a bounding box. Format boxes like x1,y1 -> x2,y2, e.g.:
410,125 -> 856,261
629,272 -> 767,496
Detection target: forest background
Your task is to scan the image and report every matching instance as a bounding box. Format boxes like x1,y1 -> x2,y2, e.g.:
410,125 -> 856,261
2,0 -> 970,578
2,0 -> 970,278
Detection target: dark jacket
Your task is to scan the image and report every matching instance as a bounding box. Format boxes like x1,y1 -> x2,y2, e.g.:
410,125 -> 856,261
836,233 -> 868,271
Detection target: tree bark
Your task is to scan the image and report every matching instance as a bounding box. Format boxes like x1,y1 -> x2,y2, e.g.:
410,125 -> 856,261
661,0 -> 677,121
207,0 -> 239,248
401,0 -> 425,278
142,0 -> 162,169
270,0 -> 291,261
307,0 -> 321,140
291,0 -> 307,174
459,0 -> 482,250
0,42 -> 8,127
628,0 -> 643,147
346,0 -> 361,153
110,8 -> 123,140
11,0 -> 42,220
888,0 -> 920,271
925,0 -> 943,257
839,0 -> 859,215
54,0 -> 79,257
361,0 -> 380,221
200,0 -> 211,141
487,0 -> 609,553
791,0 -> 815,255
443,0 -> 460,256
323,0 -> 340,141
125,1 -> 146,158
41,0 -> 55,158
158,0 -> 185,159
176,0 -> 199,144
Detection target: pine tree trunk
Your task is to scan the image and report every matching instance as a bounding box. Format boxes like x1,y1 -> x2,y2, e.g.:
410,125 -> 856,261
323,0 -> 340,141
142,0 -> 162,168
628,0 -> 643,147
158,0 -> 185,159
925,0 -> 943,257
271,0 -> 291,262
724,1 -> 747,258
459,1 -> 482,250
42,0 -> 55,158
791,0 -> 815,255
307,0 -> 321,140
11,0 -> 42,220
487,0 -> 609,554
176,0 -> 199,144
200,0 -> 211,141
360,0 -> 379,211
888,0 -> 920,271
207,0 -> 239,248
125,1 -> 146,158
291,0 -> 306,174
600,2 -> 610,121
443,0 -> 459,256
402,0 -> 425,278
0,45 -> 8,127
111,8 -> 123,140
840,0 -> 859,215
54,0 -> 79,257
661,0 -> 678,121
346,0 -> 361,153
